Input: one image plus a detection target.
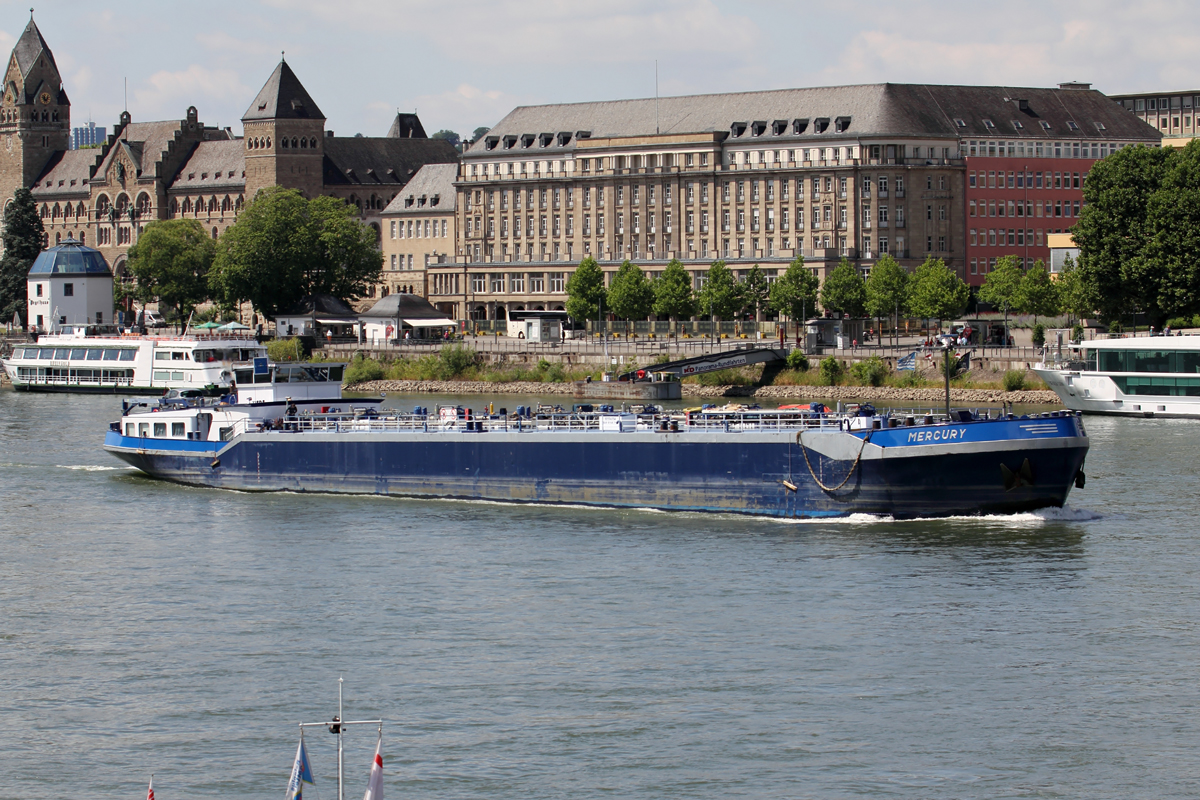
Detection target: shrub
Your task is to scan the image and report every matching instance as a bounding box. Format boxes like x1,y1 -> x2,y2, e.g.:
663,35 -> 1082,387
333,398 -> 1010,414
544,363 -> 567,382
267,337 -> 304,362
537,358 -> 552,372
1031,323 -> 1045,349
786,349 -> 810,372
850,355 -> 888,386
697,368 -> 753,386
1002,369 -> 1026,392
1193,314 -> 1200,328
819,356 -> 843,386
1166,316 -> 1190,329
1108,321 -> 1122,334
1072,323 -> 1084,342
437,344 -> 478,379
344,354 -> 385,385
892,370 -> 923,388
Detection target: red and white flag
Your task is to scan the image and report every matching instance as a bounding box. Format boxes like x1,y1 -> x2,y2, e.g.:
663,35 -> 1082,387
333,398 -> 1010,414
362,735 -> 384,800
147,776 -> 155,800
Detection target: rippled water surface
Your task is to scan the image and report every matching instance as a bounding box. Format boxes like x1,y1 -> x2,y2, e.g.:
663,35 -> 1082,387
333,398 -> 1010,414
1,390 -> 1198,798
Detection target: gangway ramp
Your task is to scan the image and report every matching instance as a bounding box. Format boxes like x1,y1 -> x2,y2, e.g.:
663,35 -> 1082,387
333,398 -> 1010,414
619,347 -> 787,382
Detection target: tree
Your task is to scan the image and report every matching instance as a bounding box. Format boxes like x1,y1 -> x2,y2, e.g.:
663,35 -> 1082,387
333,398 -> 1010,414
769,255 -> 820,325
820,259 -> 866,318
606,260 -> 653,321
565,256 -> 606,323
1014,260 -> 1060,324
0,188 -> 44,326
696,260 -> 741,319
864,254 -> 909,346
472,126 -> 491,141
909,257 -> 969,327
739,265 -> 770,320
126,220 -> 215,328
430,129 -> 461,147
978,254 -> 1023,342
209,187 -> 382,319
652,258 -> 696,322
1056,254 -> 1095,324
1073,143 -> 1174,326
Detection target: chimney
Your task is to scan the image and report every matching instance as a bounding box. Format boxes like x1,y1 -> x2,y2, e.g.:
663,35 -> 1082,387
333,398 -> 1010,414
1017,99 -> 1030,112
1058,82 -> 1092,91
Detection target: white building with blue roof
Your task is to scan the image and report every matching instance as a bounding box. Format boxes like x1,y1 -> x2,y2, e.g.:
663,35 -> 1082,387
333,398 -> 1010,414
26,237 -> 113,332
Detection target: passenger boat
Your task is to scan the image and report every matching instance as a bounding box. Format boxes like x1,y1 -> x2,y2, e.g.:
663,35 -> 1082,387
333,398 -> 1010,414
1034,335 -> 1200,417
1,323 -> 267,393
103,401 -> 1090,519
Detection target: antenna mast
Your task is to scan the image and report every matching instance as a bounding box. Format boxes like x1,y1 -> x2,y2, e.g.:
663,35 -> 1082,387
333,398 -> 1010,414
655,60 -> 659,135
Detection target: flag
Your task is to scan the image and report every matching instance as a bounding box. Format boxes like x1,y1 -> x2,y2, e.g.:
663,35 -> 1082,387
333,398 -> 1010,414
956,351 -> 972,372
147,776 -> 154,800
362,734 -> 384,800
286,735 -> 316,800
896,351 -> 917,371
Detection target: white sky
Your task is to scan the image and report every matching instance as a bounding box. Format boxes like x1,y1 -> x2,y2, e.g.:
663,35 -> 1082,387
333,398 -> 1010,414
5,0 -> 1198,140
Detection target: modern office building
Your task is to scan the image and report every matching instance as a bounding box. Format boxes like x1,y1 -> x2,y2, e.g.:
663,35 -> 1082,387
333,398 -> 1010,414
1109,89 -> 1200,146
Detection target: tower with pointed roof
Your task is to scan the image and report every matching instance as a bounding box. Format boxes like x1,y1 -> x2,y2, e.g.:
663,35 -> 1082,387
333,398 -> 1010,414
241,58 -> 326,200
0,14 -> 69,212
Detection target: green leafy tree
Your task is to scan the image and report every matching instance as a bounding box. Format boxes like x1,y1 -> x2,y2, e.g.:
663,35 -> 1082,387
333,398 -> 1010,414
1073,143 -> 1174,326
1013,260 -> 1060,323
652,258 -> 696,322
769,255 -> 820,323
978,254 -> 1023,341
126,220 -> 215,328
0,188 -> 44,326
864,254 -> 909,346
820,259 -> 867,318
1056,254 -> 1096,323
209,187 -> 382,319
430,129 -> 461,147
696,260 -> 741,319
739,265 -> 771,320
606,260 -> 654,320
909,257 -> 969,327
472,126 -> 491,141
565,256 -> 607,323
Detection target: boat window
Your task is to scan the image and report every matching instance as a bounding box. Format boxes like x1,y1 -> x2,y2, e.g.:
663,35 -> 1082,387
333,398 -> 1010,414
234,369 -> 252,384
171,422 -> 186,437
275,369 -> 289,383
86,349 -> 103,361
138,423 -> 149,436
1098,349 -> 1200,374
70,349 -> 86,360
119,350 -> 137,361
219,426 -> 234,441
195,350 -> 214,362
102,350 -> 120,361
39,348 -> 55,360
1084,349 -> 1097,371
54,348 -> 70,359
153,422 -> 167,437
329,365 -> 344,381
155,352 -> 172,360
125,423 -> 135,436
172,351 -> 184,360
171,372 -> 184,381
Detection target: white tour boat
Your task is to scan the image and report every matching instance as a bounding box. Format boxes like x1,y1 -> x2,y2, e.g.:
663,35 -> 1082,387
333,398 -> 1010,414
1034,334 -> 1200,417
1,323 -> 267,393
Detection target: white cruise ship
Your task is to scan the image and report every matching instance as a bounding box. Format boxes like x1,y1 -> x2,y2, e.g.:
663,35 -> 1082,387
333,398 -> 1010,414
1034,335 -> 1200,417
2,323 -> 267,393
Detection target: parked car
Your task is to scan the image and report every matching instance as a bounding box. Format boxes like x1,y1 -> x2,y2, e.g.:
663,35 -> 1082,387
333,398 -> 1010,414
142,311 -> 167,329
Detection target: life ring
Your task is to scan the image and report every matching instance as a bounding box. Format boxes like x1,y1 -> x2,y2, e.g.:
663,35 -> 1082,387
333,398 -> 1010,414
636,369 -> 646,379
518,332 -> 525,339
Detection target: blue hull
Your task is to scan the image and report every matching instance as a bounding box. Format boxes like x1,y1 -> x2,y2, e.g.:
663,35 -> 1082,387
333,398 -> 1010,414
104,415 -> 1089,519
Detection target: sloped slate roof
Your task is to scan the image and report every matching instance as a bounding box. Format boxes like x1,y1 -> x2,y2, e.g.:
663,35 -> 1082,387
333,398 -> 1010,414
31,150 -> 103,197
169,140 -> 246,192
95,120 -> 184,182
321,137 -> 456,187
468,83 -> 1161,156
27,238 -> 111,276
13,18 -> 56,77
360,292 -> 446,320
280,294 -> 357,317
387,113 -> 427,138
243,60 -> 324,121
382,163 -> 457,214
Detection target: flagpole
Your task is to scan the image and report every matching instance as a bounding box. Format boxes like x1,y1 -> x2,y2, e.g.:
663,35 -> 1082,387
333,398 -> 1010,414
337,676 -> 343,800
295,679 -> 382,800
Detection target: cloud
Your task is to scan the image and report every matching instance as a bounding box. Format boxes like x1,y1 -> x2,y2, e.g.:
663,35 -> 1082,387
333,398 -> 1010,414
195,31 -> 283,59
399,84 -> 534,138
133,65 -> 253,119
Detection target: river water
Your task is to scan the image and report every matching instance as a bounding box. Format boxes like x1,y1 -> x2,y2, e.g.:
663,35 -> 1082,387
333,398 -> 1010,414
1,390 -> 1197,799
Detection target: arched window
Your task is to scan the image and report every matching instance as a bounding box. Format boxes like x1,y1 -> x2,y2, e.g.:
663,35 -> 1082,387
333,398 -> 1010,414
208,197 -> 217,213
266,136 -> 271,148
221,196 -> 231,212
170,198 -> 178,215
40,205 -> 49,219
63,203 -> 73,219
95,195 -> 111,219
55,231 -> 61,244
291,137 -> 298,148
115,194 -> 129,216
135,193 -> 151,217
281,138 -> 289,149
80,231 -> 86,245
195,197 -> 204,215
51,203 -> 60,219
300,137 -> 307,149
181,198 -> 192,214
235,195 -> 244,211
212,227 -> 218,239
76,202 -> 86,217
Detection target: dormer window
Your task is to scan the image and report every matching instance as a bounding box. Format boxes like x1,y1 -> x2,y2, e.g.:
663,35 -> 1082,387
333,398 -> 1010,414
538,133 -> 553,147
520,134 -> 534,148
954,118 -> 966,128
404,197 -> 414,207
835,116 -> 851,133
731,122 -> 747,137
792,118 -> 809,134
503,135 -> 517,150
431,194 -> 440,206
772,119 -> 787,135
813,117 -> 830,133
557,132 -> 571,146
751,121 -> 767,137
418,196 -> 426,207
576,130 -> 592,139
485,136 -> 499,150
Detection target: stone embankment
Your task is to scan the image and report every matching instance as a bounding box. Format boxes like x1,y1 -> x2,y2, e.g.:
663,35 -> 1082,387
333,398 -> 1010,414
349,379 -> 1059,405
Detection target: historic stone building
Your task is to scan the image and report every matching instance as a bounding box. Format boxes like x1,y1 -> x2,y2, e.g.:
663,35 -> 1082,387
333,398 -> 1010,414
1,16 -> 457,286
379,162 -> 458,315
447,82 -> 1160,320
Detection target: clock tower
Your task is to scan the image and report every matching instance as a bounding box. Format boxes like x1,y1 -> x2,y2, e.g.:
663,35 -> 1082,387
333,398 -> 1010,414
0,14 -> 70,213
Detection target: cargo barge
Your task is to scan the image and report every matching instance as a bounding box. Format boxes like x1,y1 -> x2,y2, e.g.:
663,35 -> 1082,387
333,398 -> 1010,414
103,400 -> 1089,519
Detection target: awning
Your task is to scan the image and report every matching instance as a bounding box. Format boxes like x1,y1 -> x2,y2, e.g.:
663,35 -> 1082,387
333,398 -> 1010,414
404,318 -> 457,327
316,317 -> 360,325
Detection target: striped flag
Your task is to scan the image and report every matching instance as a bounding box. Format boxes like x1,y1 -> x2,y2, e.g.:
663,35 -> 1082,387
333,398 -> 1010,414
362,734 -> 383,800
147,776 -> 154,800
